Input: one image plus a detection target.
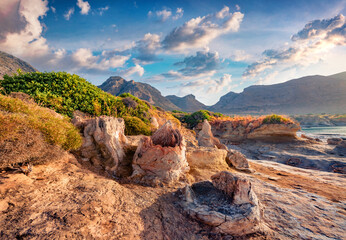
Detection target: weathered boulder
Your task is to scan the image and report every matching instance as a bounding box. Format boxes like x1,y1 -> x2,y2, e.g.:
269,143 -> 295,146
180,171 -> 262,236
76,116 -> 128,174
150,117 -> 159,131
197,120 -> 226,149
186,147 -> 228,170
131,121 -> 189,185
226,149 -> 250,172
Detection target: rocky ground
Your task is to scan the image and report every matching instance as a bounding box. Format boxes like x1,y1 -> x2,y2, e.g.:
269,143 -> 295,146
1,116 -> 345,239
227,138 -> 346,174
1,147 -> 345,239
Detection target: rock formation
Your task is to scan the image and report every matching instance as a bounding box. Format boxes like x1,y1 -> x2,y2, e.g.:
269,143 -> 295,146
226,149 -> 251,172
75,116 -> 128,175
186,147 -> 228,170
131,121 -> 189,185
180,171 -> 262,236
197,119 -> 227,149
211,121 -> 300,142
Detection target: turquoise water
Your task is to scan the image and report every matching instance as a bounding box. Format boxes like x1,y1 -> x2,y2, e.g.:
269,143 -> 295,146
300,126 -> 346,139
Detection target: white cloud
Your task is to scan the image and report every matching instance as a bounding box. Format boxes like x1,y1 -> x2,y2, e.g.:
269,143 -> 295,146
162,6 -> 244,51
148,7 -> 184,22
243,14 -> 346,79
235,5 -> 240,11
230,50 -> 252,62
172,8 -> 184,20
207,74 -> 232,93
64,8 -> 74,20
96,6 -> 109,16
133,33 -> 161,63
117,64 -> 144,78
51,6 -> 56,13
77,0 -> 90,15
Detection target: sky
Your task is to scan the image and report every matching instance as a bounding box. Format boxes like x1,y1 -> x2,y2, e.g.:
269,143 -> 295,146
0,0 -> 346,105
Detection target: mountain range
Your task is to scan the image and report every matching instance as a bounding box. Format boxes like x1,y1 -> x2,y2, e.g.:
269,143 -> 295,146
0,51 -> 345,114
0,51 -> 37,79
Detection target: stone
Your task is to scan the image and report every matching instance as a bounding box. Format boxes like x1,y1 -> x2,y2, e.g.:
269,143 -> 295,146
197,120 -> 227,149
186,147 -> 228,170
77,116 -> 128,174
226,149 -> 250,171
150,117 -> 159,131
179,171 -> 262,236
131,121 -> 189,185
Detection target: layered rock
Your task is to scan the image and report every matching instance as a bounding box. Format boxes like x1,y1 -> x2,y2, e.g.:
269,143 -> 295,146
180,171 -> 262,236
211,121 -> 300,142
75,116 -> 128,175
131,121 -> 189,185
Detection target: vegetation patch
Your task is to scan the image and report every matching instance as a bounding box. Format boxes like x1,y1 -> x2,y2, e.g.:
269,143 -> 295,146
172,110 -> 225,128
123,116 -> 152,136
1,71 -> 154,135
0,94 -> 82,168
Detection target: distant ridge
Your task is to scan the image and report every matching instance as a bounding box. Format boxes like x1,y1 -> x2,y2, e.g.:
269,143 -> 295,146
210,72 -> 346,115
99,76 -> 179,111
166,94 -> 207,112
0,51 -> 37,79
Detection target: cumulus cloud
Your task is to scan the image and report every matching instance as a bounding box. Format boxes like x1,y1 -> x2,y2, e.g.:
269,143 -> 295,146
148,8 -> 183,22
207,74 -> 232,93
77,0 -> 90,15
172,8 -> 184,20
117,64 -> 144,78
0,0 -> 129,75
179,73 -> 234,95
64,8 -> 74,20
172,49 -> 221,77
243,14 -> 346,78
162,6 -> 244,51
133,33 -> 161,63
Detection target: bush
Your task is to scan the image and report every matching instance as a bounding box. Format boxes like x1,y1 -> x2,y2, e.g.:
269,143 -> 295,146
123,116 -> 152,136
262,114 -> 291,124
173,110 -> 226,128
0,71 -> 153,135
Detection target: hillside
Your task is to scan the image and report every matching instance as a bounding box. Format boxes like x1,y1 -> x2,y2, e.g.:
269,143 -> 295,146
211,72 -> 346,115
99,76 -> 179,111
166,94 -> 207,112
0,51 -> 37,79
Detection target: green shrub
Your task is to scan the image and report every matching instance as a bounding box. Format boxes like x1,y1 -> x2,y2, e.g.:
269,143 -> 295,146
123,116 -> 152,136
1,71 -> 153,135
0,94 -> 82,150
262,114 -> 291,124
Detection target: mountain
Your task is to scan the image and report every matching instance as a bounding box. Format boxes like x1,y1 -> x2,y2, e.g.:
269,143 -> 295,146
0,51 -> 37,79
99,76 -> 179,111
211,72 -> 346,115
166,94 -> 207,112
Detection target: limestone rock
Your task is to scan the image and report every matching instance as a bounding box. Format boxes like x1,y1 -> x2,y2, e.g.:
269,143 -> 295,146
226,149 -> 251,172
186,147 -> 228,170
77,116 -> 128,174
197,120 -> 227,149
180,171 -> 262,236
131,121 -> 189,185
247,123 -> 300,140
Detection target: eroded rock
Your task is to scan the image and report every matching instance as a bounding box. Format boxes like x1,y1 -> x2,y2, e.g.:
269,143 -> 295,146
226,149 -> 251,172
180,171 -> 262,236
197,119 -> 227,149
131,121 -> 189,185
186,147 -> 228,170
76,116 -> 128,175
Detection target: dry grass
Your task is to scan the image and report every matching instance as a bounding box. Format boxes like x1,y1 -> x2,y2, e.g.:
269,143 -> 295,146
0,94 -> 82,168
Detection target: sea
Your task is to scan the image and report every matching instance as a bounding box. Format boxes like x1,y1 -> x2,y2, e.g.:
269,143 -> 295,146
298,126 -> 346,141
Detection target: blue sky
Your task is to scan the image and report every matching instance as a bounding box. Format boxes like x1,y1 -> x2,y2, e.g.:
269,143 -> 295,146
1,0 -> 346,105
